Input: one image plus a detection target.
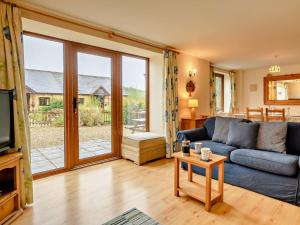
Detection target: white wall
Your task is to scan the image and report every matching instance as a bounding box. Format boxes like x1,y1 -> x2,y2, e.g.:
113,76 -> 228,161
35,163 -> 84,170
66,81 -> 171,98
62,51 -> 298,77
237,63 -> 300,115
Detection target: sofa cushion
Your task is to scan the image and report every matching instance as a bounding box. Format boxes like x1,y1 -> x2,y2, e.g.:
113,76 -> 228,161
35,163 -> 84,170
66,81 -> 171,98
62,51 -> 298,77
230,149 -> 299,177
204,117 -> 216,139
286,122 -> 300,156
212,117 -> 242,143
191,140 -> 236,161
256,122 -> 288,153
227,122 -> 259,149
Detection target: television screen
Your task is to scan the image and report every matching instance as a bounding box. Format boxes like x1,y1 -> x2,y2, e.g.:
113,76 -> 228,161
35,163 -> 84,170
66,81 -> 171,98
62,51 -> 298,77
0,90 -> 14,152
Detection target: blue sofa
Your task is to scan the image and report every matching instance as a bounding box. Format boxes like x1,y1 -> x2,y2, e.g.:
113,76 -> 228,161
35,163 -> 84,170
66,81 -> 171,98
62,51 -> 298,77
177,117 -> 300,205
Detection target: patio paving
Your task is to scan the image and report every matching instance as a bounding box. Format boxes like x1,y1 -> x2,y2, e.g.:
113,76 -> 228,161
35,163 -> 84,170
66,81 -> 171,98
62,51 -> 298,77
31,139 -> 111,174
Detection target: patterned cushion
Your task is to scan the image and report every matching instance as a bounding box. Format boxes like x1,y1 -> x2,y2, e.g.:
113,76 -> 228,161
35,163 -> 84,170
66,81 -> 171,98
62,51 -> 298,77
256,122 -> 288,153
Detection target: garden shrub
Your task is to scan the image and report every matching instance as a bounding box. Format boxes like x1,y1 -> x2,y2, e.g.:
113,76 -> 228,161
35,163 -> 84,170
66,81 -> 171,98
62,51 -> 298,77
52,114 -> 64,127
79,107 -> 103,126
42,99 -> 64,112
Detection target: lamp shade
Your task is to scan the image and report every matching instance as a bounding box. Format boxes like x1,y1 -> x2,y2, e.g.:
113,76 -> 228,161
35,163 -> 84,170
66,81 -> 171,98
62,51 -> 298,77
188,99 -> 198,108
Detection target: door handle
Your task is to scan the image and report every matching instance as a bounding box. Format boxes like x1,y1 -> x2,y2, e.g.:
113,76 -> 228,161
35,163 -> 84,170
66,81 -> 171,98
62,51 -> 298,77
73,97 -> 77,113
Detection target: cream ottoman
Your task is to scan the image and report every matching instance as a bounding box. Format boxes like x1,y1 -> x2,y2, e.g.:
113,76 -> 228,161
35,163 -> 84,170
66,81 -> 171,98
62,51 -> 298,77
122,132 -> 166,165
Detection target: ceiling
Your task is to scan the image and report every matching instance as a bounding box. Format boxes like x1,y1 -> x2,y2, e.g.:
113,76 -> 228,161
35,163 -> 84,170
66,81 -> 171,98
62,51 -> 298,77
22,0 -> 300,70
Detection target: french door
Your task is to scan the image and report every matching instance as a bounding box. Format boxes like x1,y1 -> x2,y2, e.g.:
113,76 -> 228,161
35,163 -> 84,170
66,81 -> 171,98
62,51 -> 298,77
24,32 -> 148,179
70,44 -> 121,166
24,33 -> 121,178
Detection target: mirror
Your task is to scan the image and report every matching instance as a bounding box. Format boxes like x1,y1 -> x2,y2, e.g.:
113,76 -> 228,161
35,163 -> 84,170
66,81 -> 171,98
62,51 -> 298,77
264,74 -> 300,105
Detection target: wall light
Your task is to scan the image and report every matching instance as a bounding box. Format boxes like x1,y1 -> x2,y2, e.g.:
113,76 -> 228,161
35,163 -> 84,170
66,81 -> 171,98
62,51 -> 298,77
189,68 -> 197,78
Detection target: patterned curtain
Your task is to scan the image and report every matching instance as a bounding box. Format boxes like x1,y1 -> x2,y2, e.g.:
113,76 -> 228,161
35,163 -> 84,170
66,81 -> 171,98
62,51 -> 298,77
229,71 -> 237,113
0,2 -> 33,206
209,66 -> 216,116
163,50 -> 179,158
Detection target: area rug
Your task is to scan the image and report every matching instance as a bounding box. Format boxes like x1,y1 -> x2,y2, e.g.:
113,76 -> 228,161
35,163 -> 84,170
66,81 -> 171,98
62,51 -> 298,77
102,208 -> 160,225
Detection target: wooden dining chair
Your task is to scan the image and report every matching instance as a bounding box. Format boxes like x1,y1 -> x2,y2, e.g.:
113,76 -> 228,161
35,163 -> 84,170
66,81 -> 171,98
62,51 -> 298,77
265,108 -> 286,122
246,107 -> 264,121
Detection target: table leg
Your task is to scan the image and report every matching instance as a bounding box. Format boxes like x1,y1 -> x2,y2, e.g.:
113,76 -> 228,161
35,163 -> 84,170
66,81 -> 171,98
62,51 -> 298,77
174,157 -> 179,197
188,163 -> 193,182
218,162 -> 224,202
205,166 -> 212,211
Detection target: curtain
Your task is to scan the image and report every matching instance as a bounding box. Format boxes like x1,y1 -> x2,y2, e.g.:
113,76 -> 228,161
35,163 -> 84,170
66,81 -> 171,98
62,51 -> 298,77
163,50 -> 179,158
209,66 -> 216,116
229,71 -> 237,113
0,2 -> 33,207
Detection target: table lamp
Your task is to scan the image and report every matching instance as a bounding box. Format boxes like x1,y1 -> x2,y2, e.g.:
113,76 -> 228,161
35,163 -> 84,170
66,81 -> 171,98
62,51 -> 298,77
188,99 -> 198,119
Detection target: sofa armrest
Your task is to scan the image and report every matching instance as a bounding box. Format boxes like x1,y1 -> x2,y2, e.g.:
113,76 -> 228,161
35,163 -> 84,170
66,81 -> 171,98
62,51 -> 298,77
177,128 -> 208,143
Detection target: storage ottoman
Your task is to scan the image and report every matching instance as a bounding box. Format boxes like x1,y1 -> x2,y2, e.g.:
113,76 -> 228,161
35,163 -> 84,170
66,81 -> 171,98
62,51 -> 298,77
122,132 -> 166,165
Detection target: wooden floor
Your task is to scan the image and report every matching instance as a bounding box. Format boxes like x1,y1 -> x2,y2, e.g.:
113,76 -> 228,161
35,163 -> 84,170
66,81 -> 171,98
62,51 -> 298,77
13,159 -> 300,225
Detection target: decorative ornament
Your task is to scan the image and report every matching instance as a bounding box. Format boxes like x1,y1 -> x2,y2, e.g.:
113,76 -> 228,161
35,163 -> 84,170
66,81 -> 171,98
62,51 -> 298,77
186,80 -> 195,97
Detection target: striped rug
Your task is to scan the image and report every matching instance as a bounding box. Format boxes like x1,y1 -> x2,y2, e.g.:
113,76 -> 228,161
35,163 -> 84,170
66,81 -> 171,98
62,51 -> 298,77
102,208 -> 161,225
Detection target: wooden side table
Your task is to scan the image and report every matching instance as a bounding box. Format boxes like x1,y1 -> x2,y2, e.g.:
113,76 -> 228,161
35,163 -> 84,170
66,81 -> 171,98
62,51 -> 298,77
173,151 -> 226,211
180,116 -> 208,130
0,152 -> 23,224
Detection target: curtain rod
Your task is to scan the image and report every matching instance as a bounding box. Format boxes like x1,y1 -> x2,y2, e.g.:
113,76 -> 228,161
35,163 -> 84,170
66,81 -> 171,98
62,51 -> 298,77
2,0 -> 180,54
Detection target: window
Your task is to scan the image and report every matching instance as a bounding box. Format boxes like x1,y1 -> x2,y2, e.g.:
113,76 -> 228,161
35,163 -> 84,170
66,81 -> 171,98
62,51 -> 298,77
39,97 -> 50,106
24,31 -> 151,178
122,55 -> 149,135
215,74 -> 224,112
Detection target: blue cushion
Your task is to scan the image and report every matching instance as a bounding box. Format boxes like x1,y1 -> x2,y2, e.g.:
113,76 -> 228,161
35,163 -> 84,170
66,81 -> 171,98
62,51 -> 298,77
230,149 -> 299,177
203,116 -> 251,141
286,122 -> 300,156
191,140 -> 236,161
227,122 -> 259,149
204,117 -> 216,139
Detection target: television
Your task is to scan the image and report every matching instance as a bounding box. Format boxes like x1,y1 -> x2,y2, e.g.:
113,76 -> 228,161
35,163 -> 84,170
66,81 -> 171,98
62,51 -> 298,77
0,90 -> 15,154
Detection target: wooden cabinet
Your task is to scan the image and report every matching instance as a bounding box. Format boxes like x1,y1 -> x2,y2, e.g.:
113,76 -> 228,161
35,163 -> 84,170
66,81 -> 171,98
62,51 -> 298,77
0,152 -> 23,225
180,116 -> 208,130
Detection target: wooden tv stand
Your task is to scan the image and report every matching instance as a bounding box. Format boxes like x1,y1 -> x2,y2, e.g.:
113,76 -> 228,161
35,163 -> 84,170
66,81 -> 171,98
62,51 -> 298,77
0,152 -> 23,225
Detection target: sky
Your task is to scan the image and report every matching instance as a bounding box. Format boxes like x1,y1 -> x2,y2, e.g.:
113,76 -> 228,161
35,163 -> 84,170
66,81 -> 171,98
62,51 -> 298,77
23,35 -> 146,90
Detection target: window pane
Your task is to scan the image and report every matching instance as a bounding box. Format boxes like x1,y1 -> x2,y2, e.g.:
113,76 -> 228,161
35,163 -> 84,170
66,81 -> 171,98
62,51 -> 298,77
216,76 -> 223,112
24,35 -> 65,174
77,52 -> 112,159
122,56 -> 147,135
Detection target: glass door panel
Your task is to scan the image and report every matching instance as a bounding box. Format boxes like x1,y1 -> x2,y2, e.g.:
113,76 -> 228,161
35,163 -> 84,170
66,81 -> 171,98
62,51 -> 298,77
122,55 -> 148,136
76,52 -> 112,160
24,35 -> 65,174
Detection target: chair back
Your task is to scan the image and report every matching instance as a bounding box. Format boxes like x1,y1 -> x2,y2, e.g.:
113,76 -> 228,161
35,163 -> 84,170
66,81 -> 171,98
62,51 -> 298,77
266,108 -> 286,122
246,107 -> 264,121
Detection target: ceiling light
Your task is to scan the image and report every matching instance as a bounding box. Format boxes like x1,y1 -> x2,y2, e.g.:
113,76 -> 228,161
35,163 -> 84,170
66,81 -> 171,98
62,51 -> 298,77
269,65 -> 280,73
269,55 -> 280,73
